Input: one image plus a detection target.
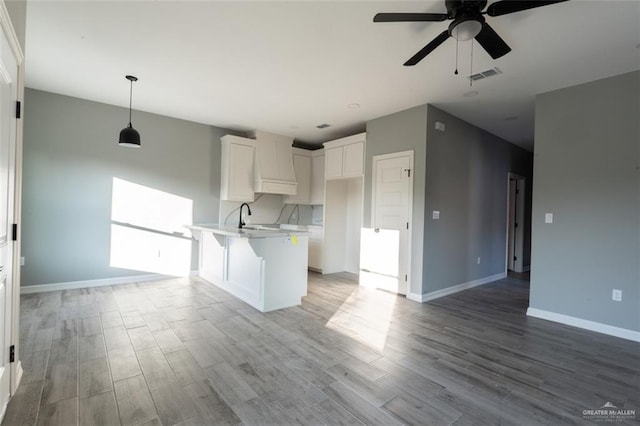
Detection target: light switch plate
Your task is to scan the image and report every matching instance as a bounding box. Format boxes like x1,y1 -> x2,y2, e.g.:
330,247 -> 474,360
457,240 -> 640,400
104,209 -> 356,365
545,213 -> 553,224
432,211 -> 440,220
612,289 -> 622,302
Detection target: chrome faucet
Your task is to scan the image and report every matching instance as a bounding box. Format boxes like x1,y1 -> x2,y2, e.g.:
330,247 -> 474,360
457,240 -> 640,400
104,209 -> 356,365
238,202 -> 252,228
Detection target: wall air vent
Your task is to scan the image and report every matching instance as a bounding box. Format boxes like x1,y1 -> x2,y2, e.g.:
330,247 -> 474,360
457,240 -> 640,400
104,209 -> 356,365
316,123 -> 331,129
468,67 -> 502,81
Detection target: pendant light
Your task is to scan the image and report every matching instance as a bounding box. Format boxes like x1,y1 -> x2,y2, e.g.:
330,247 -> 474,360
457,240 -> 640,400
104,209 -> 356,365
118,75 -> 141,148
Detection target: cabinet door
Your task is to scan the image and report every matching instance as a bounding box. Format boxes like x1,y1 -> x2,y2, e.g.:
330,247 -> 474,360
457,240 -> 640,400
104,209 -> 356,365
285,154 -> 311,204
228,142 -> 255,201
308,228 -> 323,270
310,154 -> 325,204
342,141 -> 364,177
308,238 -> 322,270
324,147 -> 343,179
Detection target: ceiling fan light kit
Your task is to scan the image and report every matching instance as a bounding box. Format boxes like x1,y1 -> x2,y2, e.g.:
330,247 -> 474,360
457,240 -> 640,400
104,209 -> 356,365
374,0 -> 569,66
449,16 -> 483,41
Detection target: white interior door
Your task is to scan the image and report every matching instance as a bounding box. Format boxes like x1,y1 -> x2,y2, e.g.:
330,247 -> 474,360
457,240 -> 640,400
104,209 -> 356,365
363,151 -> 413,295
0,25 -> 18,412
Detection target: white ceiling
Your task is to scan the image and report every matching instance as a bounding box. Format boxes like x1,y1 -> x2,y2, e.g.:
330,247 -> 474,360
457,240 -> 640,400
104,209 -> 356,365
25,1 -> 640,150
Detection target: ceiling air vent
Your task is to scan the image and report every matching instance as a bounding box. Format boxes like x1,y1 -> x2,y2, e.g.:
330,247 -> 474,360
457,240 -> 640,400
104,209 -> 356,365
468,67 -> 502,81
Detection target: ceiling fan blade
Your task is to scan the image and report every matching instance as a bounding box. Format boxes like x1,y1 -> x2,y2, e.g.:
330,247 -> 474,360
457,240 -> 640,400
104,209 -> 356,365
486,0 -> 569,17
475,23 -> 511,59
374,13 -> 448,23
404,30 -> 450,66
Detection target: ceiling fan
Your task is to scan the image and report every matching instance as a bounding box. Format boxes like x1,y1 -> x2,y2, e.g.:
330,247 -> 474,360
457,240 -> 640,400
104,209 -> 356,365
374,0 -> 569,66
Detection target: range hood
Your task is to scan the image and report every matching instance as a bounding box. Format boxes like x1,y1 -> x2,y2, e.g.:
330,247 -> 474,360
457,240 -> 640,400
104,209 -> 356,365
249,130 -> 298,195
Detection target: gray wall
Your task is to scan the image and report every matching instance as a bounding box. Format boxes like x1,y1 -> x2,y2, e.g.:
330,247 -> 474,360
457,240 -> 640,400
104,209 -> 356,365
365,104 -> 532,296
530,71 -> 640,331
423,106 -> 533,293
5,0 -> 26,52
22,89 -> 233,286
365,105 -> 428,296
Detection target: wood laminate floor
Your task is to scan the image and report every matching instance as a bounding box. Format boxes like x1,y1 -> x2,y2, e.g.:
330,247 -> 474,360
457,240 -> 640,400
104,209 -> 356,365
4,272 -> 639,425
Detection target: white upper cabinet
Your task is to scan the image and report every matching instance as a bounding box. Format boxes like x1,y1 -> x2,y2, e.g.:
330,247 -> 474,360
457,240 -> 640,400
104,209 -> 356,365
309,151 -> 325,204
324,146 -> 343,180
343,141 -> 364,177
323,133 -> 365,180
285,148 -> 325,205
220,135 -> 257,202
285,149 -> 312,204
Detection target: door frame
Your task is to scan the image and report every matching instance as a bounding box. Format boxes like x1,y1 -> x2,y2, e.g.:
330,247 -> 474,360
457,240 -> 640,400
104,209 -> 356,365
0,2 -> 25,400
371,150 -> 414,294
505,173 -> 526,274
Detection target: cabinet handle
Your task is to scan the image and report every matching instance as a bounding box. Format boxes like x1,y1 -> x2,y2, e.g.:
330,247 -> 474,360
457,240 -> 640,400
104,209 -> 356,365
374,228 -> 380,233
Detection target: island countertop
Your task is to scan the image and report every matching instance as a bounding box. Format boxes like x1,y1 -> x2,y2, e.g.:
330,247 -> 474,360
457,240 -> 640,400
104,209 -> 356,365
188,223 -> 310,238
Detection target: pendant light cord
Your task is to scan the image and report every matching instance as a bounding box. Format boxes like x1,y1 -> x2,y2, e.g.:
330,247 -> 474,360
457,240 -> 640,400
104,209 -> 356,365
128,80 -> 133,126
470,40 -> 474,87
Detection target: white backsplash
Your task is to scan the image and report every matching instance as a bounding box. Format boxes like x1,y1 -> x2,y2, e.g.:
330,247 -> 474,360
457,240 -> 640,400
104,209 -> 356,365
219,194 -> 320,226
311,205 -> 323,225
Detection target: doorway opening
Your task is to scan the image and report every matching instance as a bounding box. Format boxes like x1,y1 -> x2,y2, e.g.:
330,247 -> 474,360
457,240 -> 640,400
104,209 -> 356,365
506,173 -> 526,274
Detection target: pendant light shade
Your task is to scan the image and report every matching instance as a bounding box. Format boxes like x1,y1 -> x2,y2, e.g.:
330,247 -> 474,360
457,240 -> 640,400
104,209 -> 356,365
119,75 -> 141,148
119,124 -> 140,147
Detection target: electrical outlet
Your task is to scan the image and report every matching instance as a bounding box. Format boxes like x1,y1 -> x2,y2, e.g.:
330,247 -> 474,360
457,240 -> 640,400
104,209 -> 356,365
432,211 -> 440,220
545,213 -> 553,224
477,257 -> 481,264
612,289 -> 622,302
20,257 -> 24,266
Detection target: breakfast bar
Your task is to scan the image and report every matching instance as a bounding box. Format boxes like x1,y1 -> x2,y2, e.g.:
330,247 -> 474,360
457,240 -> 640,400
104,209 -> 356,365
189,224 -> 309,312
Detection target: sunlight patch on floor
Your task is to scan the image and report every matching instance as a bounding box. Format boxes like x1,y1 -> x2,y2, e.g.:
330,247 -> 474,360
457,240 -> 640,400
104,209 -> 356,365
325,287 -> 397,351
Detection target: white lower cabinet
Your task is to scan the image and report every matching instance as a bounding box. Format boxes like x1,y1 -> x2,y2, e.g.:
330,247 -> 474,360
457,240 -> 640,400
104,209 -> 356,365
308,227 -> 323,271
279,224 -> 323,272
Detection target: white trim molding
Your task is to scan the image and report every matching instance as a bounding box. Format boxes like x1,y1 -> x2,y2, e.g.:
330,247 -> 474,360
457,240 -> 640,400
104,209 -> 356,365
406,292 -> 423,303
0,1 -> 24,64
527,308 -> 640,343
20,272 -> 197,294
408,272 -> 506,303
11,362 -> 22,394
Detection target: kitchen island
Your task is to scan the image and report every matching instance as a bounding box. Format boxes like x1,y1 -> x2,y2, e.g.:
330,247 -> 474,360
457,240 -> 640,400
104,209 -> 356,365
189,224 -> 309,312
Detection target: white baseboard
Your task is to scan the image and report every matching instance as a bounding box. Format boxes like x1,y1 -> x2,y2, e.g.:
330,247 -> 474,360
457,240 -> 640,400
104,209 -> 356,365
21,271 -> 198,294
11,361 -> 23,395
527,308 -> 640,342
406,292 -> 424,303
0,400 -> 6,426
409,272 -> 507,303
